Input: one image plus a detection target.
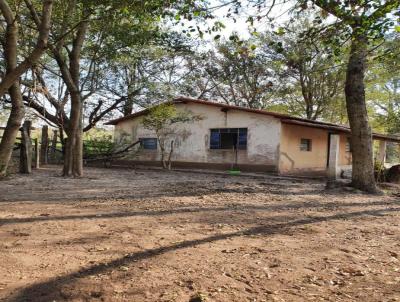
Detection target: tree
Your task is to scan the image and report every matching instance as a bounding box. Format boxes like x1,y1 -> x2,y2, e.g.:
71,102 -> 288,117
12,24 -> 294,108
0,0 -> 53,97
0,0 -> 53,177
306,0 -> 400,192
103,34 -> 196,116
32,1 -> 152,177
103,52 -> 150,116
202,39 -> 275,109
367,36 -> 400,134
41,0 -> 211,177
142,103 -> 200,169
221,0 -> 399,191
20,27 -> 203,160
18,15 -> 159,143
367,36 -> 400,163
260,19 -> 346,121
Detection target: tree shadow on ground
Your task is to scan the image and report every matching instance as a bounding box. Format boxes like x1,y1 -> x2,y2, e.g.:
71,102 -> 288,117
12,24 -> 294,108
6,205 -> 400,302
1,175 -> 390,204
0,181 -> 312,203
0,199 -> 399,226
0,166 -> 326,203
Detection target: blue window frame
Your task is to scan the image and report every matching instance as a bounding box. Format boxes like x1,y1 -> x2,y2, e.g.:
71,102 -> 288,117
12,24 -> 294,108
210,128 -> 247,150
140,138 -> 157,150
210,130 -> 221,149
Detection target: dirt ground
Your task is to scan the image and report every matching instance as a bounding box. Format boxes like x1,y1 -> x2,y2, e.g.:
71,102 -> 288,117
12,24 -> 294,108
0,166 -> 400,302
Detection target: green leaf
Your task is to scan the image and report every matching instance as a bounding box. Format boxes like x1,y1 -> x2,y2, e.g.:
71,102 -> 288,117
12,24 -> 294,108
395,25 -> 400,32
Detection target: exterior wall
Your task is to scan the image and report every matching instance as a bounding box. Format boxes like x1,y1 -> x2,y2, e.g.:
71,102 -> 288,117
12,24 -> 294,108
279,124 -> 354,176
112,103 -> 375,176
113,102 -> 282,171
339,134 -> 352,166
279,123 -> 329,175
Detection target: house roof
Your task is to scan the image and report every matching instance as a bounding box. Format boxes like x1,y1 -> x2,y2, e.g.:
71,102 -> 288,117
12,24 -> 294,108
105,96 -> 400,143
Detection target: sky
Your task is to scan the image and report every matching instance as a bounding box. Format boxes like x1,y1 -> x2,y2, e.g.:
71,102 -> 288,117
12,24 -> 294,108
176,0 -> 296,42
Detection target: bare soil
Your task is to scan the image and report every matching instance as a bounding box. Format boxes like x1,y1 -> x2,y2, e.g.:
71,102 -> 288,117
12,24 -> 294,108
0,166 -> 400,302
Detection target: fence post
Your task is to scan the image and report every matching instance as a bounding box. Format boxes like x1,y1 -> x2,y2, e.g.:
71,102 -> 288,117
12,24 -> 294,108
19,121 -> 32,174
34,138 -> 40,168
40,125 -> 48,165
62,138 -> 67,156
50,129 -> 58,162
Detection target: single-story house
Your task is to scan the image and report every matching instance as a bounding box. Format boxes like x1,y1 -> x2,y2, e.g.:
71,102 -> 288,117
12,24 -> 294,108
105,97 -> 400,177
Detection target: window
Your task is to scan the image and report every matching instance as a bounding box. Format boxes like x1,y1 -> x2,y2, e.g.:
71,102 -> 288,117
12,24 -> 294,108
300,138 -> 312,151
139,138 -> 157,150
345,137 -> 352,152
210,128 -> 247,150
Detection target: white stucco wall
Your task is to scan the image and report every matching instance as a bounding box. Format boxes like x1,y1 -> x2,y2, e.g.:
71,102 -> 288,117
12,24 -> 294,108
113,102 -> 281,170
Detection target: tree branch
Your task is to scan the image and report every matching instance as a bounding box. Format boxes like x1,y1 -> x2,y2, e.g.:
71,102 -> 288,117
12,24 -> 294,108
0,0 -> 53,98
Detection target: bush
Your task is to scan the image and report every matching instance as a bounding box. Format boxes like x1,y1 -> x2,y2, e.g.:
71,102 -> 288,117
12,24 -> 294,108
83,138 -> 115,159
374,160 -> 386,183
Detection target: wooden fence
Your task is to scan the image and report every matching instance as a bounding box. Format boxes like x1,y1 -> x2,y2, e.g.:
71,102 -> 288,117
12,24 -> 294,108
0,121 -> 38,173
1,124 -> 139,173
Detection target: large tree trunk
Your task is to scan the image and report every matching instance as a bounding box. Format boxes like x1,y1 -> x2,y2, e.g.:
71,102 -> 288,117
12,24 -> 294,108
0,84 -> 25,177
60,17 -> 88,177
0,0 -> 53,177
0,15 -> 25,177
19,121 -> 32,173
0,0 -> 53,98
62,91 -> 83,177
345,33 -> 377,193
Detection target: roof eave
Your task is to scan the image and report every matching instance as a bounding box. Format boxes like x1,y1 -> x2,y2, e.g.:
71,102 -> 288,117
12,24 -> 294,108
104,97 -> 400,143
104,109 -> 150,125
281,119 -> 400,142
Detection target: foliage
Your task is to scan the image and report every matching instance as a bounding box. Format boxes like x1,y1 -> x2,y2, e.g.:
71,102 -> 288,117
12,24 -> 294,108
305,0 -> 399,192
367,36 -> 400,134
83,128 -> 113,142
142,102 -> 200,169
82,128 -> 114,158
142,102 -> 198,133
201,39 -> 275,109
260,17 -> 347,121
102,39 -> 198,116
83,139 -> 115,159
374,159 -> 386,183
